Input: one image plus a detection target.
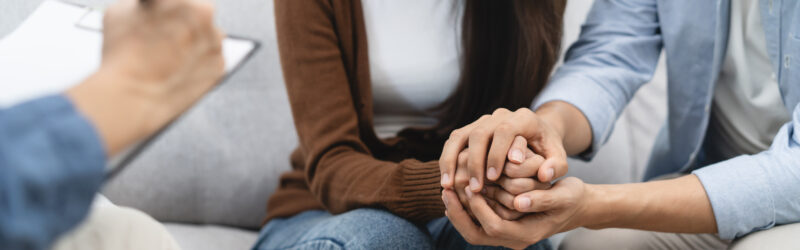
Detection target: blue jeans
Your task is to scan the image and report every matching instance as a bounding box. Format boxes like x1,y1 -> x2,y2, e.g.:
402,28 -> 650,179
252,209 -> 552,250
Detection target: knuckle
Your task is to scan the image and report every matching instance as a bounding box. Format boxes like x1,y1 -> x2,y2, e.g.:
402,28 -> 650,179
449,130 -> 463,140
493,108 -> 510,115
455,173 -> 470,187
457,151 -> 469,163
188,3 -> 212,22
199,4 -> 215,18
516,107 -> 534,115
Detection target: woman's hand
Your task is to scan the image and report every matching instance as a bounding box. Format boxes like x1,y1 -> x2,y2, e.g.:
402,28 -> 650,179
443,177 -> 589,249
67,0 -> 224,155
439,108 -> 568,193
449,136 -> 550,221
483,176 -> 552,221
454,148 -> 527,220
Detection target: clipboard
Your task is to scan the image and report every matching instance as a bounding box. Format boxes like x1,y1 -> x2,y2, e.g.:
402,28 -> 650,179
0,0 -> 261,179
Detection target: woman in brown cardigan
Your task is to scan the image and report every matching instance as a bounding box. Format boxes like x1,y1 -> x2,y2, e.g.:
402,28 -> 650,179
255,0 -> 565,249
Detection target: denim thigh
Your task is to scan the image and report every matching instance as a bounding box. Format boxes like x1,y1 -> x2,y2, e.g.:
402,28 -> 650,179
253,209 -> 433,250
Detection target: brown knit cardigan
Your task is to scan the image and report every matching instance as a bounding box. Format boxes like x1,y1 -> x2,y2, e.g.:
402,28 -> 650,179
265,0 -> 447,224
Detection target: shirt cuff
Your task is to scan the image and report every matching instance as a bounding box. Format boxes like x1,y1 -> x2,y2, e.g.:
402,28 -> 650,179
532,74 -> 619,160
32,95 -> 107,177
692,155 -> 775,239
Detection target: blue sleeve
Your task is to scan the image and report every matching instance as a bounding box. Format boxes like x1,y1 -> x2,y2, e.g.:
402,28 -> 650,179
532,0 -> 663,160
0,95 -> 106,250
693,103 -> 800,239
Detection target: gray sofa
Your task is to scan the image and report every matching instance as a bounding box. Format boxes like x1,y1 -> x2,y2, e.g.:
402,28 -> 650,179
2,0 -> 667,249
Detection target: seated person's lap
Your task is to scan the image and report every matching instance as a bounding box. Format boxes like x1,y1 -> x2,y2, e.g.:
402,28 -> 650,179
253,209 -> 432,250
254,208 -> 552,250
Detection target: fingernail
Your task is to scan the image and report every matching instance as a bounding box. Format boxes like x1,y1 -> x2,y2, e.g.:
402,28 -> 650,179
465,186 -> 474,199
441,173 -> 451,186
469,177 -> 480,191
545,168 -> 555,181
518,197 -> 531,209
487,167 -> 497,179
442,193 -> 449,209
511,149 -> 524,162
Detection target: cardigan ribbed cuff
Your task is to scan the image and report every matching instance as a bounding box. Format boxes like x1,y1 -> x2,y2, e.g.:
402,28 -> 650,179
392,161 -> 445,223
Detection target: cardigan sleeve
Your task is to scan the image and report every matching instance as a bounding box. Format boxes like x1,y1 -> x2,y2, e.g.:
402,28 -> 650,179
274,0 -> 444,223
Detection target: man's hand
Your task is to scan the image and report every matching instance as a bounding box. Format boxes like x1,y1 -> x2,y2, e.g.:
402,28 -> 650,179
439,108 -> 569,194
443,177 -> 589,249
67,0 -> 224,155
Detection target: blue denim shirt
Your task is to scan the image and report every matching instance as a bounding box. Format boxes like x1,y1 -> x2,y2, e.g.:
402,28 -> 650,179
0,95 -> 106,249
533,0 -> 800,240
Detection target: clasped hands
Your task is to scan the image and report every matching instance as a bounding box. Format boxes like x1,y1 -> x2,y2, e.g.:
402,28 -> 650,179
439,108 -> 589,249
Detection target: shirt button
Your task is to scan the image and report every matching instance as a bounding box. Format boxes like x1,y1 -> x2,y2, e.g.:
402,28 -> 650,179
785,55 -> 791,69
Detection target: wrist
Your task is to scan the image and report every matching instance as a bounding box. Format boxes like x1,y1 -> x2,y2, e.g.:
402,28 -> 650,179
67,67 -> 156,155
535,101 -> 592,155
535,103 -> 568,142
578,184 -> 617,229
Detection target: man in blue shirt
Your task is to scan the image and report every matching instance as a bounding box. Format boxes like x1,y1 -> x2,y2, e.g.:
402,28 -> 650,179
0,0 -> 224,249
439,0 -> 800,249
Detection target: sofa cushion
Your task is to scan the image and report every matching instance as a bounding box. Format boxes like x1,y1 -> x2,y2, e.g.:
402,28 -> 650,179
164,223 -> 259,250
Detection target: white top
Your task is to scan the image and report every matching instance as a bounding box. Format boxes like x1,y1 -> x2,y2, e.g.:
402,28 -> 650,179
361,0 -> 463,138
706,0 -> 791,161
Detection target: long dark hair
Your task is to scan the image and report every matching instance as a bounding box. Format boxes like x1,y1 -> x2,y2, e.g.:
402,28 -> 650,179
399,0 -> 566,159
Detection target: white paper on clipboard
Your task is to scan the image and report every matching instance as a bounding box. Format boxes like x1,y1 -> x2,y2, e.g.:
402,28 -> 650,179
0,0 -> 259,108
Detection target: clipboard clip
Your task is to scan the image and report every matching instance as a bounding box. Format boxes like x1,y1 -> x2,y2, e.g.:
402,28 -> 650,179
75,7 -> 104,32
